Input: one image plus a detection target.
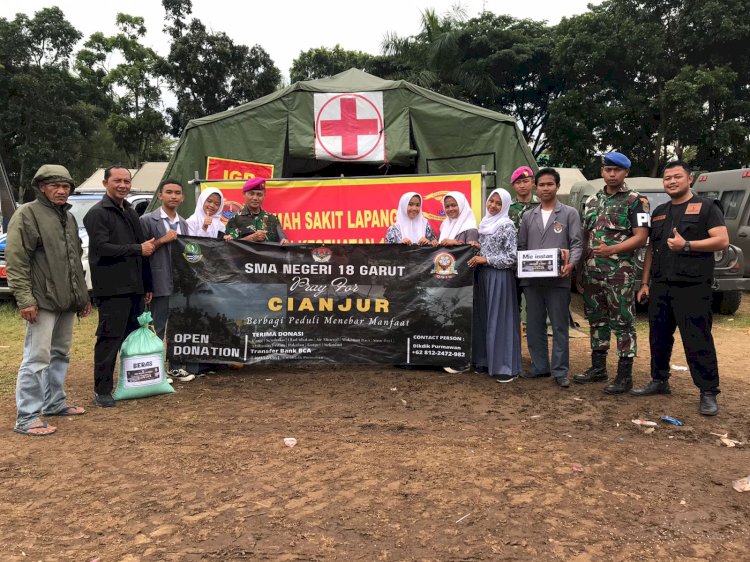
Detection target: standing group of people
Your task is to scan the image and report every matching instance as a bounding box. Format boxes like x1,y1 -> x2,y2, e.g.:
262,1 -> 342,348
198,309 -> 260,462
6,153 -> 729,435
385,154 -> 728,416
6,167 -> 285,434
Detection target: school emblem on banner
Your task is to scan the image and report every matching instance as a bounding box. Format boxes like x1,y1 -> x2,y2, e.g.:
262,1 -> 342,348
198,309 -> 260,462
431,252 -> 458,278
314,92 -> 385,162
312,246 -> 333,263
183,242 -> 203,264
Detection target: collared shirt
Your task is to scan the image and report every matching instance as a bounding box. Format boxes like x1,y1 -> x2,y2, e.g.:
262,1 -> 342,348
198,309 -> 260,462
160,208 -> 183,235
509,194 -> 540,232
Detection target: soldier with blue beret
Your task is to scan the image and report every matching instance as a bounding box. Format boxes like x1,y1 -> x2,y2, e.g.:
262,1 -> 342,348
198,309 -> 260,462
573,151 -> 650,393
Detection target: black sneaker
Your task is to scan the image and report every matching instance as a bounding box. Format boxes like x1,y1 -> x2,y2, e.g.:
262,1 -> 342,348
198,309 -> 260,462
521,371 -> 551,379
93,393 -> 115,408
495,374 -> 517,383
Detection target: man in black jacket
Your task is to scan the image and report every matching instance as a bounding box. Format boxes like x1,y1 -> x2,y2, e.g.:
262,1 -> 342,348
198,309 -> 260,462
633,160 -> 729,415
84,165 -> 155,407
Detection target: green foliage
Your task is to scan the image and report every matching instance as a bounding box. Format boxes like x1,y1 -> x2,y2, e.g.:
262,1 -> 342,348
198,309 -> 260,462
0,8 -> 103,198
76,14 -> 169,167
376,9 -> 560,158
547,0 -> 750,174
290,45 -> 375,83
160,0 -> 281,136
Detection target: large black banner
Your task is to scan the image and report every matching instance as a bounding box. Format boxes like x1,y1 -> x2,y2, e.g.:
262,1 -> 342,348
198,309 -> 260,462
168,238 -> 474,367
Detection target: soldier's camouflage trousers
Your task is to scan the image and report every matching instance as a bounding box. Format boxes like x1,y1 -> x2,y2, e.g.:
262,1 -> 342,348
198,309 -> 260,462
583,272 -> 637,357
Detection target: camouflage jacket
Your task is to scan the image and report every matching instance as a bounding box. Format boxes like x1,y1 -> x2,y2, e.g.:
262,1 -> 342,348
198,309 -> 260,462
508,194 -> 540,232
225,206 -> 286,242
582,183 -> 649,274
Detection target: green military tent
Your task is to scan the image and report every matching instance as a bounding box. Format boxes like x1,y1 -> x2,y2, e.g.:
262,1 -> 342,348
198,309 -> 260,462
161,68 -> 536,212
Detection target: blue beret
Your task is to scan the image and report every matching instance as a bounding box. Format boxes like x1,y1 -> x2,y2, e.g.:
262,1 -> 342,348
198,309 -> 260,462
602,151 -> 631,169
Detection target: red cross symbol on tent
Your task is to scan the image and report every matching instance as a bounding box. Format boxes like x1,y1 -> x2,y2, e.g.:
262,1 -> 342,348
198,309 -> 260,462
315,93 -> 384,161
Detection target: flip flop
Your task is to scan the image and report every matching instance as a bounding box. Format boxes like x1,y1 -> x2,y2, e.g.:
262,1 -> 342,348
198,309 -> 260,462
46,405 -> 86,416
14,421 -> 56,437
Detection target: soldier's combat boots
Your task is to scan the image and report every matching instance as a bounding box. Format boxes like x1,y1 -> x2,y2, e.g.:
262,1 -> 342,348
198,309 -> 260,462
573,351 -> 608,384
604,357 -> 633,394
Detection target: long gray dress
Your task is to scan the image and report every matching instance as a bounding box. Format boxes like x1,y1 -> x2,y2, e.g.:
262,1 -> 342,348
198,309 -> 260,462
472,222 -> 522,376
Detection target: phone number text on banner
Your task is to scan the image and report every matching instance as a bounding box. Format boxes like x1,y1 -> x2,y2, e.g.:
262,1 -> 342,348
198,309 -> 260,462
168,238 -> 474,367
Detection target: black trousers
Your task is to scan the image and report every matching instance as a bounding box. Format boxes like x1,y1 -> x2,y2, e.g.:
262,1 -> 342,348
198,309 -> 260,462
649,281 -> 719,392
94,294 -> 144,395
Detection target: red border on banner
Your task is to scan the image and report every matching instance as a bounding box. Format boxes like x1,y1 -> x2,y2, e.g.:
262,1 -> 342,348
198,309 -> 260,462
206,172 -> 483,243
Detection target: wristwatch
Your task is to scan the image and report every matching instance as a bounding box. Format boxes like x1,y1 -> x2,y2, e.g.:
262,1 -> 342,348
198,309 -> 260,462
683,240 -> 691,252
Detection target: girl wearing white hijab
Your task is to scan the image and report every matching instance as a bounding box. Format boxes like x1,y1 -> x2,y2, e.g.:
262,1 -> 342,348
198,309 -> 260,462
468,188 -> 522,382
186,188 -> 226,238
439,191 -> 478,246
384,191 -> 437,245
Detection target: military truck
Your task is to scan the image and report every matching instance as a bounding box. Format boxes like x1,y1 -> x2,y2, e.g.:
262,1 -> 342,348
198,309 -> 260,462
693,168 -> 750,273
569,178 -> 747,314
692,168 -> 750,313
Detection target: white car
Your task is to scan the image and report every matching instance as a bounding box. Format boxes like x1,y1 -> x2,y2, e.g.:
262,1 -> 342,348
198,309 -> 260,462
0,190 -> 154,299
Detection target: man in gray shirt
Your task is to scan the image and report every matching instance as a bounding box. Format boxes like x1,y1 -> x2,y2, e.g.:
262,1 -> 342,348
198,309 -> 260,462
518,168 -> 583,388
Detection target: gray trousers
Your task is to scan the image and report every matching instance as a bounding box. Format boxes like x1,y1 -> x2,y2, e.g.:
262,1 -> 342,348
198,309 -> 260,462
523,286 -> 570,378
16,309 -> 75,428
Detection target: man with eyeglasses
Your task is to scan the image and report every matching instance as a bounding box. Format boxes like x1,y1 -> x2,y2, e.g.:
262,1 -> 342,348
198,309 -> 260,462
6,165 -> 91,436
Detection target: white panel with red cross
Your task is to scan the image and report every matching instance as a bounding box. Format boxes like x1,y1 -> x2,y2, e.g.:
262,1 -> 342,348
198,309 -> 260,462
314,92 -> 385,162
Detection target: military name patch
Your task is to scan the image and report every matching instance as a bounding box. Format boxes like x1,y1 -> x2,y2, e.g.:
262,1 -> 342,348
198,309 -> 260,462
685,202 -> 702,215
652,214 -> 666,222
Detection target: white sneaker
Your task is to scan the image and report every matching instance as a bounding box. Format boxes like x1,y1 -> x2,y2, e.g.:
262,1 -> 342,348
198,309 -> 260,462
167,377 -> 174,384
168,368 -> 196,382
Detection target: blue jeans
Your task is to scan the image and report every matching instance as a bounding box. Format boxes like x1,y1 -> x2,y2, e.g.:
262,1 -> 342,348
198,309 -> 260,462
15,309 -> 75,429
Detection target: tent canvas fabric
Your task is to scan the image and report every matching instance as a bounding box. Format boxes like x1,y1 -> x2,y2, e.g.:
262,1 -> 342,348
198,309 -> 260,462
160,68 -> 537,214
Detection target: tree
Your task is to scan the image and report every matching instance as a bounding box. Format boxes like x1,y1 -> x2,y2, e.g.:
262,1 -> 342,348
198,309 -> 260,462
547,0 -> 750,174
380,10 -> 561,158
290,45 -> 375,83
0,8 -> 104,195
381,7 -> 472,99
161,0 -> 281,136
454,14 -> 562,157
76,14 -> 169,167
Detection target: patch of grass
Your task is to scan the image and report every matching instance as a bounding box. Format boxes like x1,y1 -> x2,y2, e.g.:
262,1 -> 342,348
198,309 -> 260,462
0,303 -> 23,396
0,302 -> 98,398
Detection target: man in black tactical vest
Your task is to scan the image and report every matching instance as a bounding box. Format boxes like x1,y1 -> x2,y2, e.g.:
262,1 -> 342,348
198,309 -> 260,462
633,160 -> 729,415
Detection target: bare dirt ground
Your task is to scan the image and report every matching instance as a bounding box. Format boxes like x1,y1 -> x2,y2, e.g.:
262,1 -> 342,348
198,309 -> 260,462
1,294 -> 749,561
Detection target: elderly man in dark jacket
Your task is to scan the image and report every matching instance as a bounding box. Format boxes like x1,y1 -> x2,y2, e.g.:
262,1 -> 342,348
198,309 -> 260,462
6,165 -> 91,436
84,165 -> 154,407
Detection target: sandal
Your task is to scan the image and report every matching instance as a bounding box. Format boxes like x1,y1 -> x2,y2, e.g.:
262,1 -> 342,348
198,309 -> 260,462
14,421 -> 57,437
46,404 -> 86,416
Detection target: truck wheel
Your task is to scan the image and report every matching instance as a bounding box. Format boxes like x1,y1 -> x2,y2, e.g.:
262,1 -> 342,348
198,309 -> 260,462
712,290 -> 742,315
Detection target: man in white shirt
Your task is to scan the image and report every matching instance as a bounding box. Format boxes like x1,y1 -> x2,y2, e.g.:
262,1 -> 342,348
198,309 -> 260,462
139,179 -> 195,382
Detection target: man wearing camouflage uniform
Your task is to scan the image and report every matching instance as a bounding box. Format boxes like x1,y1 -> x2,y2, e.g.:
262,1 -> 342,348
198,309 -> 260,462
573,152 -> 650,393
508,166 -> 541,232
508,166 -> 540,313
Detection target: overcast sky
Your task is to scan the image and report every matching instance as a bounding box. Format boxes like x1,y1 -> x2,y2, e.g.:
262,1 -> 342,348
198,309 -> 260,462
3,0 -> 600,83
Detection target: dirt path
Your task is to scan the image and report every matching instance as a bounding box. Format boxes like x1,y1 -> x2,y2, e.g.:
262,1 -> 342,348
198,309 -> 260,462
1,296 -> 749,561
